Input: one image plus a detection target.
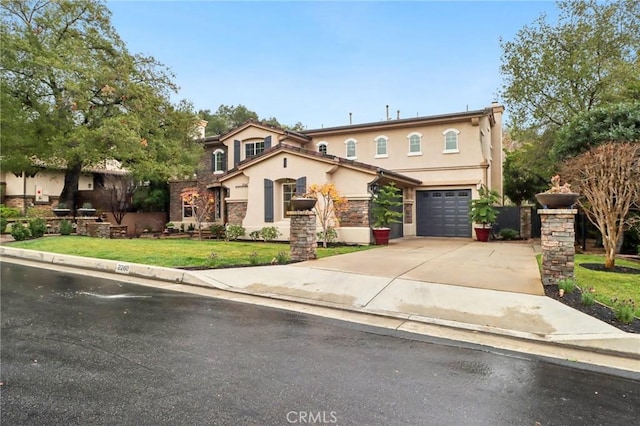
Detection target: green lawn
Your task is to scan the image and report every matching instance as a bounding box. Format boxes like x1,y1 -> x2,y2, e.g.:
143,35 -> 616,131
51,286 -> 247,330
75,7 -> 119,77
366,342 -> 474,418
538,253 -> 640,317
7,236 -> 374,269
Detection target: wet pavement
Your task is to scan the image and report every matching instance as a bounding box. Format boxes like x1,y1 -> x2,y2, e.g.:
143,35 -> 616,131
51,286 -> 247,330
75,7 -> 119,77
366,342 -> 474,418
2,263 -> 639,425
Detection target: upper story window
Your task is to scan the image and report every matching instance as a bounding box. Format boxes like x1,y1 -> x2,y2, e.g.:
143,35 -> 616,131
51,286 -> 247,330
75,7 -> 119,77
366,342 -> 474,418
345,138 -> 357,160
407,132 -> 422,156
443,128 -> 460,153
212,149 -> 225,174
317,142 -> 328,155
245,140 -> 265,159
375,136 -> 388,158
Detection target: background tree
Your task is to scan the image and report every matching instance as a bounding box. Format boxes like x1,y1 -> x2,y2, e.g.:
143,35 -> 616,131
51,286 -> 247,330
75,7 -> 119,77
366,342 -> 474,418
552,102 -> 640,160
306,183 -> 346,248
563,142 -> 640,269
1,0 -> 202,211
500,0 -> 640,136
104,176 -> 138,226
503,144 -> 549,205
197,105 -> 305,136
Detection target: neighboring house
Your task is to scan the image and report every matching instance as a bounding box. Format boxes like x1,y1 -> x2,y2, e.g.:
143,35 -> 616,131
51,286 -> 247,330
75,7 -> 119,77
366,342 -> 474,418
0,160 -> 126,214
169,103 -> 504,244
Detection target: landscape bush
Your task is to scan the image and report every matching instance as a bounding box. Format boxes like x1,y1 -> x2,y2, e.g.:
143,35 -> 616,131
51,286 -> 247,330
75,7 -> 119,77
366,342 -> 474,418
499,228 -> 519,240
0,217 -> 7,234
59,219 -> 73,235
557,278 -> 577,294
260,226 -> 281,242
10,222 -> 31,241
225,225 -> 245,241
612,298 -> 636,324
209,224 -> 226,239
28,218 -> 47,238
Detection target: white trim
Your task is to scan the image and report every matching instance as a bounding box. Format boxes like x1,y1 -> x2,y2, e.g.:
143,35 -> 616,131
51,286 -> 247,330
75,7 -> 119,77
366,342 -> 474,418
407,132 -> 422,155
212,148 -> 225,173
344,138 -> 357,160
442,128 -> 460,153
316,141 -> 328,154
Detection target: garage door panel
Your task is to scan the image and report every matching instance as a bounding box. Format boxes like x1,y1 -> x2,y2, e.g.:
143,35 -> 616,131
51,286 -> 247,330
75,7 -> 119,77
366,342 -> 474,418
416,189 -> 471,237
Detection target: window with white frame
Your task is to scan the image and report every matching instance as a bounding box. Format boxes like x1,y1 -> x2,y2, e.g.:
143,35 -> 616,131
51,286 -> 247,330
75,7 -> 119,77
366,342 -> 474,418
182,199 -> 194,219
317,142 -> 328,155
345,138 -> 357,159
245,140 -> 265,158
375,136 -> 388,158
212,149 -> 225,174
443,129 -> 460,153
407,132 -> 422,155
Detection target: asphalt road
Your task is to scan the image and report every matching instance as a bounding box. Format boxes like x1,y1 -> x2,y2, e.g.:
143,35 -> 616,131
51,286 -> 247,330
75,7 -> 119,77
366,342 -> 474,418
1,262 -> 639,425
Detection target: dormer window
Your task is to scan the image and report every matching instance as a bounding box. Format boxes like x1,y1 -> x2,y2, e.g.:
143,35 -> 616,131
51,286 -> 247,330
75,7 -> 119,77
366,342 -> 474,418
317,142 -> 328,155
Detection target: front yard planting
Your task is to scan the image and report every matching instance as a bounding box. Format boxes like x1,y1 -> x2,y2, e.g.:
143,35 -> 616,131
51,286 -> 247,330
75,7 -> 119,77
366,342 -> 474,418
7,236 -> 373,268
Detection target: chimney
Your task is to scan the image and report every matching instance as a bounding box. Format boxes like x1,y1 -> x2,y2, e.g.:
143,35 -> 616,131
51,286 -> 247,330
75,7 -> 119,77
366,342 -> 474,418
196,120 -> 208,139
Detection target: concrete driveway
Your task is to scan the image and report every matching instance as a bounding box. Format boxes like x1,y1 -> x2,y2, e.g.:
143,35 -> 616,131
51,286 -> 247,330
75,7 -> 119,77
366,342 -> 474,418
297,237 -> 544,296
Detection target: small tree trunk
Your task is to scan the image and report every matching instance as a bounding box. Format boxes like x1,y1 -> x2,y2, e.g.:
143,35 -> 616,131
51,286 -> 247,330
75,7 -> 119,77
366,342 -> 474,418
60,161 -> 82,211
604,246 -> 616,269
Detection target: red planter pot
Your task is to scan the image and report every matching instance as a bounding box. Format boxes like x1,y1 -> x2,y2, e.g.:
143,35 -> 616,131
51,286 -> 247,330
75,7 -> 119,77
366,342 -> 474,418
474,227 -> 491,242
372,228 -> 391,245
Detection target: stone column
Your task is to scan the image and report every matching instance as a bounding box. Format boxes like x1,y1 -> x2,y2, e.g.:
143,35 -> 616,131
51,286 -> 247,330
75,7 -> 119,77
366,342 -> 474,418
538,209 -> 577,286
289,211 -> 317,262
519,206 -> 532,240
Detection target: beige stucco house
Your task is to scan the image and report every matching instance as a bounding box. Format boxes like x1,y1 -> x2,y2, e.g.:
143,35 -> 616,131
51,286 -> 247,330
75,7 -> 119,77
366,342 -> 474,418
169,103 -> 504,244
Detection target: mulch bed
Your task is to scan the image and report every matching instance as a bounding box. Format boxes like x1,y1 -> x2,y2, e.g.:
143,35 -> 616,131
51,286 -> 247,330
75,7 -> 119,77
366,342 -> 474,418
544,285 -> 640,334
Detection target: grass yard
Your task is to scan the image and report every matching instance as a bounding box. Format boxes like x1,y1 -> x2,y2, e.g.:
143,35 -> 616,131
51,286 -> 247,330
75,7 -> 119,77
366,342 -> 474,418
7,236 -> 374,269
538,253 -> 640,317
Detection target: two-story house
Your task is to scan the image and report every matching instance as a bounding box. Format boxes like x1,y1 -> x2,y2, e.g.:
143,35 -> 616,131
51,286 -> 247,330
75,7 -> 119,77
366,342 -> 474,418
169,102 -> 504,244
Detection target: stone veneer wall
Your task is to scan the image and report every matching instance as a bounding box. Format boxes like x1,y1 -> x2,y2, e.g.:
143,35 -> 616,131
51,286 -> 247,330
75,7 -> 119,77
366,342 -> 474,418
337,199 -> 370,227
289,211 -> 317,261
539,209 -> 577,286
86,222 -> 111,239
520,206 -> 532,240
168,179 -> 197,223
226,201 -> 248,225
403,203 -> 413,224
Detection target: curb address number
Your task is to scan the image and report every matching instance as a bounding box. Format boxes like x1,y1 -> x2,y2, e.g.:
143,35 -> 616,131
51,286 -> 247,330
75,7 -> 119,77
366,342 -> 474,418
115,263 -> 131,274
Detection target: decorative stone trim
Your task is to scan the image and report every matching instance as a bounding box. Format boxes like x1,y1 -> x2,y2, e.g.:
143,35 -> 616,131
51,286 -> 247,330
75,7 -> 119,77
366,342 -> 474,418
226,200 -> 247,225
337,199 -> 369,227
87,222 -> 111,239
289,211 -> 317,261
520,206 -> 532,240
538,209 -> 577,286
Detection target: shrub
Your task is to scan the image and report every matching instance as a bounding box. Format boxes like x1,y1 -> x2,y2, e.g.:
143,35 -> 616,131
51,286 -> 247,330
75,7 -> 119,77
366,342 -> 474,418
225,225 -> 245,241
317,226 -> 338,246
499,228 -> 519,240
249,230 -> 261,241
28,218 -> 47,238
248,251 -> 259,265
557,278 -> 577,294
208,224 -> 225,239
187,223 -> 195,232
27,207 -> 49,218
612,298 -> 636,324
276,251 -> 288,264
207,252 -> 219,268
260,226 -> 281,242
59,219 -> 73,235
581,289 -> 595,307
0,217 -> 7,234
0,205 -> 21,218
10,222 -> 31,241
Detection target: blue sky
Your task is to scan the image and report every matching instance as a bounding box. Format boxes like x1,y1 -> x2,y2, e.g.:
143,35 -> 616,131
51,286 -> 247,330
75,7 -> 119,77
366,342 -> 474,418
106,1 -> 559,129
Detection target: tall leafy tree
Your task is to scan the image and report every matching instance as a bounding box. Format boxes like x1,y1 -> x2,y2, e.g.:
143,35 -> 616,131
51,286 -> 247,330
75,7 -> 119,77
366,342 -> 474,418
500,0 -> 640,136
197,105 -> 305,136
1,0 -> 201,209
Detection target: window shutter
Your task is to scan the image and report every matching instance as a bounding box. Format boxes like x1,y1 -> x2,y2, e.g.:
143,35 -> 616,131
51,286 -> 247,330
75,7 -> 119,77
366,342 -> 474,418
264,179 -> 274,222
211,152 -> 216,171
234,140 -> 241,166
221,151 -> 227,171
264,135 -> 272,149
296,176 -> 307,196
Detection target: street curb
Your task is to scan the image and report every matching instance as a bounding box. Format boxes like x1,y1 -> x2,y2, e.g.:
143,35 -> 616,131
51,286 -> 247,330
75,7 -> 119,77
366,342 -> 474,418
2,246 -> 639,361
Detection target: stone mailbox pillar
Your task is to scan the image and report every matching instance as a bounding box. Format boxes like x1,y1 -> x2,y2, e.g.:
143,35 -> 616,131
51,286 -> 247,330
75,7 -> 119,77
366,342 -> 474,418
289,211 -> 317,262
538,208 -> 577,286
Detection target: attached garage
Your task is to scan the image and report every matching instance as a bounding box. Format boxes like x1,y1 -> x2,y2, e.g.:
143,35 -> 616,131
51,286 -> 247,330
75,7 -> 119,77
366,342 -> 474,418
416,189 -> 471,237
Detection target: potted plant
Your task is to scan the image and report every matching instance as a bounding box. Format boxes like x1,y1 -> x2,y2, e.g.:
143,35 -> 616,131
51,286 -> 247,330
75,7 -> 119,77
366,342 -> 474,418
52,202 -> 71,217
77,202 -> 97,216
469,185 -> 499,242
371,182 -> 403,245
535,175 -> 579,208
165,222 -> 175,234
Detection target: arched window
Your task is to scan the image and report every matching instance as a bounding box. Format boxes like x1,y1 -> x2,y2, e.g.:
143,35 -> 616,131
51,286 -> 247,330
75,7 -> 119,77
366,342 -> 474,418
212,149 -> 225,174
443,128 -> 460,153
375,135 -> 388,158
345,138 -> 357,159
407,132 -> 422,155
317,141 -> 328,155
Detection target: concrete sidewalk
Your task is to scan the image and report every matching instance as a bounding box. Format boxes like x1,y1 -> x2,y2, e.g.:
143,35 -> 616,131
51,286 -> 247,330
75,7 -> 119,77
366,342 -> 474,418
1,240 -> 639,371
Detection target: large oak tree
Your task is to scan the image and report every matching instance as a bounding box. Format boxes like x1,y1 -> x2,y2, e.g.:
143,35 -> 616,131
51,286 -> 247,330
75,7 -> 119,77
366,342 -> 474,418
1,0 -> 202,209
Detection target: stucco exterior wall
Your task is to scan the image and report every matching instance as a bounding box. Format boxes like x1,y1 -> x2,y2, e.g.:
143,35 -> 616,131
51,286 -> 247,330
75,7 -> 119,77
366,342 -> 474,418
1,170 -> 94,200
